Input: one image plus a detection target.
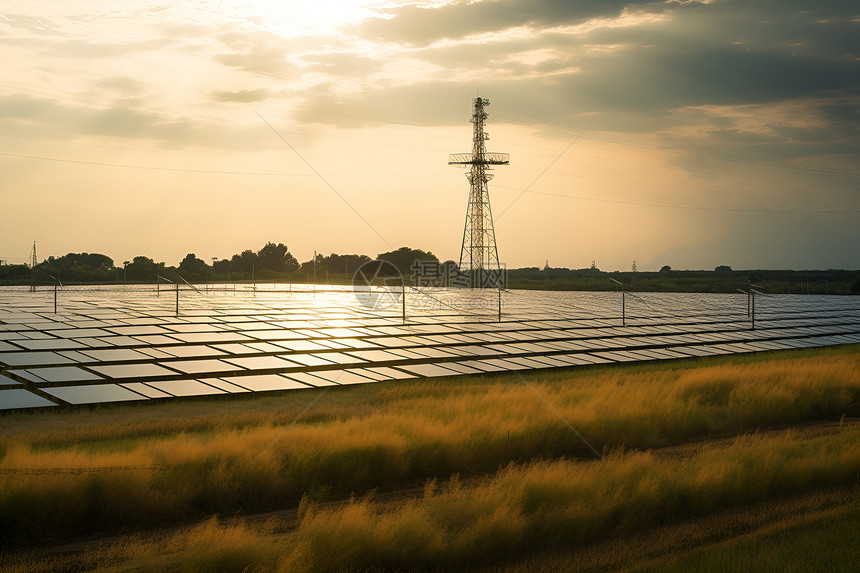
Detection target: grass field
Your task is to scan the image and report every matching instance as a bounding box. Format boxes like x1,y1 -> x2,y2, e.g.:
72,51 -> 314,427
1,345 -> 858,571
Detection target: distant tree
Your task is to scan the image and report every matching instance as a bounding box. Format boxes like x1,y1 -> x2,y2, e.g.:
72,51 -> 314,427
660,265 -> 672,273
45,252 -> 114,271
230,250 -> 259,274
125,256 -> 159,281
715,265 -> 732,272
311,253 -> 372,276
212,258 -> 231,278
377,246 -> 438,275
298,252 -> 326,279
257,242 -> 299,273
852,277 -> 860,293
0,263 -> 30,283
178,253 -> 209,282
38,252 -> 115,282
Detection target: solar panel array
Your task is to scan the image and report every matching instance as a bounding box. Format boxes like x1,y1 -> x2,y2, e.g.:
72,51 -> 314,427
1,285 -> 858,411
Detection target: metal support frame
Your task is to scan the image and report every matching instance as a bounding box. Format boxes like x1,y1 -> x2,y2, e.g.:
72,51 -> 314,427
738,284 -> 763,330
43,272 -> 62,314
158,275 -> 180,316
609,278 -> 626,326
450,98 -> 509,288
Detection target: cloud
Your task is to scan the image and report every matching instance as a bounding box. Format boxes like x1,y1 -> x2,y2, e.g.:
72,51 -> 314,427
212,28 -> 303,75
212,88 -> 273,103
0,93 -> 277,150
355,0 -> 658,46
285,0 -> 860,175
0,13 -> 64,36
300,52 -> 383,77
214,45 -> 289,74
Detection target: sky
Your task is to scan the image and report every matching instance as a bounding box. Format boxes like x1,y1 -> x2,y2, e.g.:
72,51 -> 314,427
1,0 -> 858,271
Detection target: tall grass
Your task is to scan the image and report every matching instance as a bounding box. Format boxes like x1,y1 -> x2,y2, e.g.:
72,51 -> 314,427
7,425 -> 858,572
279,427 -> 860,572
0,347 -> 857,546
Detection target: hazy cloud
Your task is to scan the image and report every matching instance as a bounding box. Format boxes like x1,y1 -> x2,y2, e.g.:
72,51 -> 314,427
0,93 -> 274,150
0,13 -> 64,36
291,0 -> 859,173
214,46 -> 289,74
3,1 -> 857,269
212,88 -> 273,103
301,52 -> 383,77
356,0 -> 660,46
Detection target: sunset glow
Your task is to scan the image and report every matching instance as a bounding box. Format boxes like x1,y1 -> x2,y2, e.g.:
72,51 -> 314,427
0,1 -> 857,270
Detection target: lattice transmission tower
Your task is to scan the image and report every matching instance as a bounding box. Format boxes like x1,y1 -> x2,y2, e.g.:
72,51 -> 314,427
29,241 -> 37,292
449,98 -> 509,288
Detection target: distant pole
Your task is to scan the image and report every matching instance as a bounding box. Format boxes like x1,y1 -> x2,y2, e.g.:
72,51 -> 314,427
53,281 -> 57,314
157,274 -> 160,297
622,290 -> 626,327
30,242 -> 37,293
402,280 -> 406,324
498,287 -> 502,322
751,290 -> 755,330
609,277 -> 624,326
175,283 -> 179,316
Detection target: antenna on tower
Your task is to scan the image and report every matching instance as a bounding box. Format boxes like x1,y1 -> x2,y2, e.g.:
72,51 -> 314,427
449,97 -> 509,288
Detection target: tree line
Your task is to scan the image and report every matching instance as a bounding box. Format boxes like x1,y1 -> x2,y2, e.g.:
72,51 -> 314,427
0,243 -> 441,285
1,244 -> 857,293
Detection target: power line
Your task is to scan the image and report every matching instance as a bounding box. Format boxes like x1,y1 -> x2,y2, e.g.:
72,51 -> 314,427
503,163 -> 854,202
492,185 -> 860,214
491,118 -> 860,179
0,151 -> 444,177
0,151 -> 309,175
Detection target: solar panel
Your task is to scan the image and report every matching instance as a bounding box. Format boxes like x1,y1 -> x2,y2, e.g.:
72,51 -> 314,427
0,286 -> 855,410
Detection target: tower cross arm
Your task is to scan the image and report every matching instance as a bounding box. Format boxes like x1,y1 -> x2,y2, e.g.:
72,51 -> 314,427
448,152 -> 510,165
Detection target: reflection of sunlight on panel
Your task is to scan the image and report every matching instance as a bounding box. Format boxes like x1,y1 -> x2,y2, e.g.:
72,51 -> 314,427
0,284 -> 858,410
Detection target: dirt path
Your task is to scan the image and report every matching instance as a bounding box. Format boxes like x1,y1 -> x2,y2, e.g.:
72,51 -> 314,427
478,486 -> 857,572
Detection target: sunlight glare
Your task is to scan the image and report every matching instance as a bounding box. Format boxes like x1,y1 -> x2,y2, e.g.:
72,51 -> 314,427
240,0 -> 380,37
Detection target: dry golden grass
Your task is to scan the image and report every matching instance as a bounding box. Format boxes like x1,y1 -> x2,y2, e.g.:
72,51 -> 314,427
5,424 -> 858,572
0,346 -> 857,547
278,426 -> 860,572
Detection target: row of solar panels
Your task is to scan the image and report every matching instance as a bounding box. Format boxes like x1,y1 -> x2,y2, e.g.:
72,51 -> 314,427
2,288 -> 858,411
2,325 -> 858,410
